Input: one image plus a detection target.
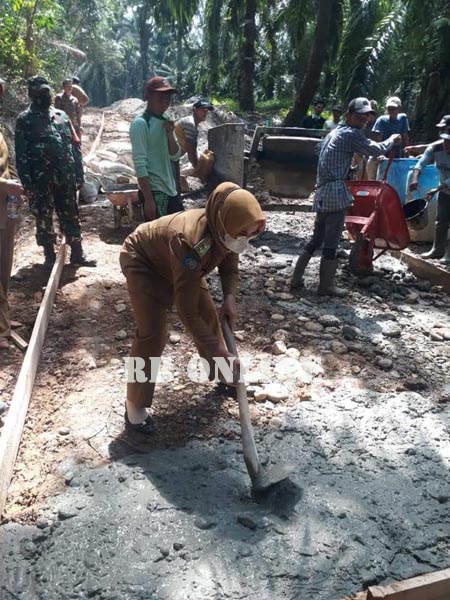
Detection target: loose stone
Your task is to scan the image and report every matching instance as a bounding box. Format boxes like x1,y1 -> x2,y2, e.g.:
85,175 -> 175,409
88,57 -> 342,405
271,314 -> 285,321
380,322 -> 402,338
237,514 -> 258,530
194,517 -> 217,530
377,357 -> 393,370
272,340 -> 287,355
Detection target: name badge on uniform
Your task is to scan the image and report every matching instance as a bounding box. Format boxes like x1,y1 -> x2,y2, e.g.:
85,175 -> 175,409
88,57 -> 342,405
183,255 -> 200,271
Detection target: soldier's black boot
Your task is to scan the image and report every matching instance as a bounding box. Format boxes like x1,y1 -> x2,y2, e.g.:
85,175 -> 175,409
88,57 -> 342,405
43,244 -> 56,270
69,240 -> 97,267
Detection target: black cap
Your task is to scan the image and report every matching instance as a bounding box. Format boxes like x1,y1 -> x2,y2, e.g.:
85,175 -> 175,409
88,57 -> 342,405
27,76 -> 51,93
332,104 -> 343,112
347,97 -> 375,114
72,76 -> 80,85
440,127 -> 450,141
193,97 -> 214,110
436,115 -> 450,128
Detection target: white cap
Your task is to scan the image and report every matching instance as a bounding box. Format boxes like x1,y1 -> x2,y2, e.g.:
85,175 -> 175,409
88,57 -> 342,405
386,96 -> 401,108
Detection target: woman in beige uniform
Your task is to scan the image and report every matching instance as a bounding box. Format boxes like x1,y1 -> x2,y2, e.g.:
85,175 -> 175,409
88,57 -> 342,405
0,75 -> 24,350
120,181 -> 266,435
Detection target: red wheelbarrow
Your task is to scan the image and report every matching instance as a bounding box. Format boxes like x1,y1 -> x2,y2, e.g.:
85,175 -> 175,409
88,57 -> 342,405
345,160 -> 410,276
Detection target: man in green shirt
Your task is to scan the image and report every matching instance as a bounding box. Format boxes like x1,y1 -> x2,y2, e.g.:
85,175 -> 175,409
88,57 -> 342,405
129,77 -> 183,221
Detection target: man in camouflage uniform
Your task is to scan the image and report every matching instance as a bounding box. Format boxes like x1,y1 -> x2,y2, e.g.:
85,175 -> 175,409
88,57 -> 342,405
54,78 -> 82,139
15,76 -> 95,268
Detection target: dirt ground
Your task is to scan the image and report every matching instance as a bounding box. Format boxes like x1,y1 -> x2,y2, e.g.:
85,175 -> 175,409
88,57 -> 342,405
1,103 -> 450,599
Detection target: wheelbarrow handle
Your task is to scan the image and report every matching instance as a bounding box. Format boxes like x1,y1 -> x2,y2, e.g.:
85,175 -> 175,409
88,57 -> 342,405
381,149 -> 396,182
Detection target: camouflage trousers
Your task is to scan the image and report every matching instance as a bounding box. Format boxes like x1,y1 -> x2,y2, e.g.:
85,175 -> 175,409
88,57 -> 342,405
29,182 -> 82,246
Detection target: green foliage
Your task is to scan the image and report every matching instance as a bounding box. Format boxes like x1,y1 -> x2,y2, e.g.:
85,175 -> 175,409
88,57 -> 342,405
0,0 -> 447,136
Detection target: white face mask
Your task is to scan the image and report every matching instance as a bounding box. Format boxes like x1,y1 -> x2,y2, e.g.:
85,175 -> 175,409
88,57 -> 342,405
217,210 -> 251,253
222,234 -> 250,254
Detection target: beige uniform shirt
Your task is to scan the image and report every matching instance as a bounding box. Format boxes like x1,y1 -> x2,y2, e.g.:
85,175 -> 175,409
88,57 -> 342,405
0,132 -> 11,229
121,208 -> 239,355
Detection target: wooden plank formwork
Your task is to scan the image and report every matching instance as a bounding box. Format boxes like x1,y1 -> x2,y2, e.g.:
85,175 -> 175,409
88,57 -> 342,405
0,243 -> 67,519
390,249 -> 450,293
367,567 -> 450,599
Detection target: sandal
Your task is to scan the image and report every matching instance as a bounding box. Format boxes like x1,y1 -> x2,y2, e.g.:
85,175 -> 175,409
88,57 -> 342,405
124,410 -> 155,436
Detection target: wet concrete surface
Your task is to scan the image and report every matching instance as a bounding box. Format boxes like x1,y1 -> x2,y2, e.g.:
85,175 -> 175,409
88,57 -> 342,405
2,383 -> 450,600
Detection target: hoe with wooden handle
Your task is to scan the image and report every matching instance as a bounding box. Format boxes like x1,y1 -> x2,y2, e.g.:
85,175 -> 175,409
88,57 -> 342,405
221,319 -> 296,494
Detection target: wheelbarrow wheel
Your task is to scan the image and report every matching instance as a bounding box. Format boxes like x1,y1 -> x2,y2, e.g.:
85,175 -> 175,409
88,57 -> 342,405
349,237 -> 374,276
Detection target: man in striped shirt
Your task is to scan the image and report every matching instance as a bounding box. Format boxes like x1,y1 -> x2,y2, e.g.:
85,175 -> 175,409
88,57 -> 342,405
291,97 -> 401,296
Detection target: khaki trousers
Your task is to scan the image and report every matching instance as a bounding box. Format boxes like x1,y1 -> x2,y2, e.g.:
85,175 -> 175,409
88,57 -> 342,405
120,250 -> 223,409
0,222 -> 15,339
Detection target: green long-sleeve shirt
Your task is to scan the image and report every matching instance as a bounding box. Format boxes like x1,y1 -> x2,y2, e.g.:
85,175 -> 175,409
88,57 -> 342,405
129,111 -> 180,197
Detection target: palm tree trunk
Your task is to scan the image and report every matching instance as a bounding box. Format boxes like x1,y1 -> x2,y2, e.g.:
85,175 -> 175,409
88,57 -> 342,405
176,24 -> 183,91
206,0 -> 222,94
238,0 -> 257,111
412,62 -> 450,142
284,0 -> 332,126
138,3 -> 151,88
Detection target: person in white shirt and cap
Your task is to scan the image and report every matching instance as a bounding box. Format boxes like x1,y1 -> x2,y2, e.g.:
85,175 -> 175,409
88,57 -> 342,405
409,115 -> 450,263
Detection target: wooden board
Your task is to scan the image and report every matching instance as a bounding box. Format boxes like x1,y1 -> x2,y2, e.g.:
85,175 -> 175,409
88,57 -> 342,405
0,243 -> 67,518
390,249 -> 450,293
9,330 -> 28,351
367,567 -> 450,599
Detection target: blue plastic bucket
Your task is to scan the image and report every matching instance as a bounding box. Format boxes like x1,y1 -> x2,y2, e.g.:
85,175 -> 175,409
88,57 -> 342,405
405,163 -> 440,202
376,158 -> 419,205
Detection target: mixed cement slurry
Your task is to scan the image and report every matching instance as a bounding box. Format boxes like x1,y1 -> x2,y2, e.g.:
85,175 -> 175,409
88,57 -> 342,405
1,384 -> 450,600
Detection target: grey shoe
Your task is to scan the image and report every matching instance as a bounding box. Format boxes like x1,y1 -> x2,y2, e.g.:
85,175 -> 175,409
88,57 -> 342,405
318,258 -> 347,297
290,250 -> 312,290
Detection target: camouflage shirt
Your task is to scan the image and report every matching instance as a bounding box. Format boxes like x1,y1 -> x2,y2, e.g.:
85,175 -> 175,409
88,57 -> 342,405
15,104 -> 83,190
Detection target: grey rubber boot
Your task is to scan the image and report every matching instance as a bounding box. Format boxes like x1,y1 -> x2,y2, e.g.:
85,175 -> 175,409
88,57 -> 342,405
422,224 -> 448,259
440,240 -> 450,264
43,244 -> 56,270
290,250 -> 312,290
69,240 -> 97,267
318,258 -> 347,297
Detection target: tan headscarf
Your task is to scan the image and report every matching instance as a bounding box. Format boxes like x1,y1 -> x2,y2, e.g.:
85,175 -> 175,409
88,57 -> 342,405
206,181 -> 266,242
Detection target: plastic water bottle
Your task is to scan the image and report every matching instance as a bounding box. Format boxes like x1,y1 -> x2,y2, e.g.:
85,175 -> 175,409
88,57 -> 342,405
6,195 -> 19,219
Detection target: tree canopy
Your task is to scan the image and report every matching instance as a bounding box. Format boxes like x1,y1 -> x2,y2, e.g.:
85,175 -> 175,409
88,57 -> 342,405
0,0 -> 448,140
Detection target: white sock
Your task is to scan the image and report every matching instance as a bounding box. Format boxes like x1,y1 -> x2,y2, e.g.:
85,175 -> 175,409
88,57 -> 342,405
126,401 -> 149,424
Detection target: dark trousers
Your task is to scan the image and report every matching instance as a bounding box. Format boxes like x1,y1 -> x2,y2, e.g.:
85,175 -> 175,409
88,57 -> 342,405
436,191 -> 450,228
0,222 -> 15,338
305,209 -> 346,259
